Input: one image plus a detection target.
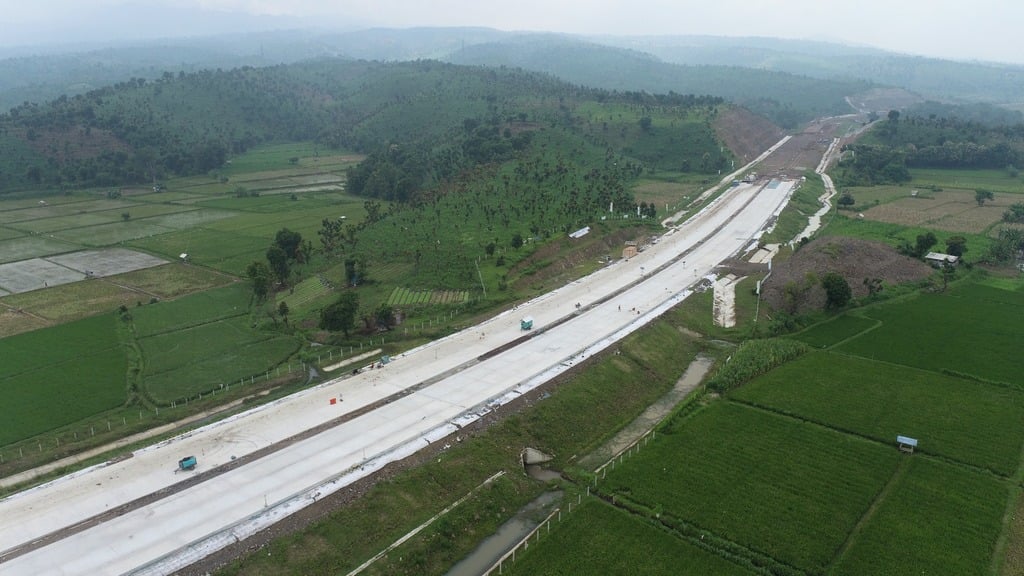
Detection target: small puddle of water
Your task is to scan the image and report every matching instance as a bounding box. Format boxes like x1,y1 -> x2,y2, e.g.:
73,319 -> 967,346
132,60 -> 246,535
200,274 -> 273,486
445,490 -> 562,576
524,464 -> 562,482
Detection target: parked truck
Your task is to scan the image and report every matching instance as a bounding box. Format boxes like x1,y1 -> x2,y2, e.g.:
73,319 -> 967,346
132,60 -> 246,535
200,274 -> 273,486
177,456 -> 197,472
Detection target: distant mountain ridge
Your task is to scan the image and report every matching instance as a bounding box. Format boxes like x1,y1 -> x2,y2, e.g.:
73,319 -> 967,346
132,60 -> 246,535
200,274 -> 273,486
599,34 -> 1024,106
0,26 -> 1021,121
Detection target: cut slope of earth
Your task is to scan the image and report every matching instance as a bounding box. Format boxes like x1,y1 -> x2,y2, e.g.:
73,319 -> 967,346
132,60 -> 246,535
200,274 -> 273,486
761,236 -> 933,313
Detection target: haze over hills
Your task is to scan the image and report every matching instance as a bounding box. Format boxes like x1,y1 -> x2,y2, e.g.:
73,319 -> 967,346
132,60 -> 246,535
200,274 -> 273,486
0,26 -> 1022,119
603,34 -> 1024,107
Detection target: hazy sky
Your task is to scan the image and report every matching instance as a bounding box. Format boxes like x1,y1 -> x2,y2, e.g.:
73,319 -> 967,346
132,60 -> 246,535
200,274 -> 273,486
1,0 -> 1021,64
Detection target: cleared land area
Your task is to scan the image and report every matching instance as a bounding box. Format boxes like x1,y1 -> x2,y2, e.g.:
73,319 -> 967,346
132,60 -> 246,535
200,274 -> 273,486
0,248 -> 166,295
0,258 -> 84,293
862,190 -> 1015,233
47,248 -> 167,277
0,236 -> 80,264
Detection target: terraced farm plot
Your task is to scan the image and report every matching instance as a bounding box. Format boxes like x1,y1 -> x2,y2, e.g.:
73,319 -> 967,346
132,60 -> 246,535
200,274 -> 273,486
732,352 -> 1024,475
0,235 -> 80,263
861,190 -> 1015,233
196,193 -> 357,216
12,204 -> 197,234
130,282 -> 251,337
910,167 -> 1024,194
0,314 -> 127,445
47,248 -> 167,277
0,258 -> 86,294
790,314 -> 878,348
143,209 -> 237,229
1,278 -> 140,324
128,228 -> 265,273
276,275 -> 332,316
832,458 -> 1006,576
602,402 -> 899,573
113,263 -> 232,299
140,316 -> 266,375
11,211 -> 118,233
0,196 -> 83,210
0,226 -> 23,240
129,191 -> 203,203
386,287 -> 469,307
0,198 -> 142,225
506,500 -> 756,576
838,284 -> 1023,384
140,318 -> 299,403
49,220 -> 174,246
0,308 -> 49,337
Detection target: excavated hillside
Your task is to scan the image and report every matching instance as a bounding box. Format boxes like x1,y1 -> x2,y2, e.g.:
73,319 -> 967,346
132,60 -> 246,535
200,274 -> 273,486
713,106 -> 786,165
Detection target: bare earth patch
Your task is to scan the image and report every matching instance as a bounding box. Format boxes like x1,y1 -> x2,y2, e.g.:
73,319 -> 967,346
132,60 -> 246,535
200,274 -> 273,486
761,237 -> 933,314
862,189 -> 1017,234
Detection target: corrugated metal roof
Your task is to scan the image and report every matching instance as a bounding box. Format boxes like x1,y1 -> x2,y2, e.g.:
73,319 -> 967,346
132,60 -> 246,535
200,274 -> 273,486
897,435 -> 918,447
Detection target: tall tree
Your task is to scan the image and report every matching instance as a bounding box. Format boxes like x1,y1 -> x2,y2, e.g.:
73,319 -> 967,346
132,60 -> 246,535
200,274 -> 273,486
821,272 -> 852,309
945,235 -> 968,257
266,245 -> 290,285
319,218 -> 344,256
914,232 -> 938,257
320,292 -> 359,336
246,261 -> 272,301
975,189 -> 994,206
274,228 -> 303,261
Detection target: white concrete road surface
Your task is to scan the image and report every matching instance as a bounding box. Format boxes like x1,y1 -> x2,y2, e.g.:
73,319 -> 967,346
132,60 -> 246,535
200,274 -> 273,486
0,166 -> 795,576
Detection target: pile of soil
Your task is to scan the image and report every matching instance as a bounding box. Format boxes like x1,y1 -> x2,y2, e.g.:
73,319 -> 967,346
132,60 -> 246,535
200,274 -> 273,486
761,237 -> 934,314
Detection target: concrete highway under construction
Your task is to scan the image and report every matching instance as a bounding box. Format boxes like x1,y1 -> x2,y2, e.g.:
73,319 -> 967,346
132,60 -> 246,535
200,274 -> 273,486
1,135 -> 823,575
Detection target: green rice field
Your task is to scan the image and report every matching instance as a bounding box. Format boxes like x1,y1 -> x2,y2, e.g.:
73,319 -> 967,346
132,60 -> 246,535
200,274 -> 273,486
733,351 -> 1024,475
832,458 -> 1007,576
602,401 -> 899,574
837,283 -> 1024,384
0,314 -> 126,444
506,499 -> 756,576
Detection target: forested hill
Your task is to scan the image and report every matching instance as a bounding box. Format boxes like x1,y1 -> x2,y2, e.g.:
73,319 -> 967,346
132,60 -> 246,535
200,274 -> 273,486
446,35 -> 870,128
612,35 -> 1024,106
835,112 -> 1024,186
0,58 -> 732,194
